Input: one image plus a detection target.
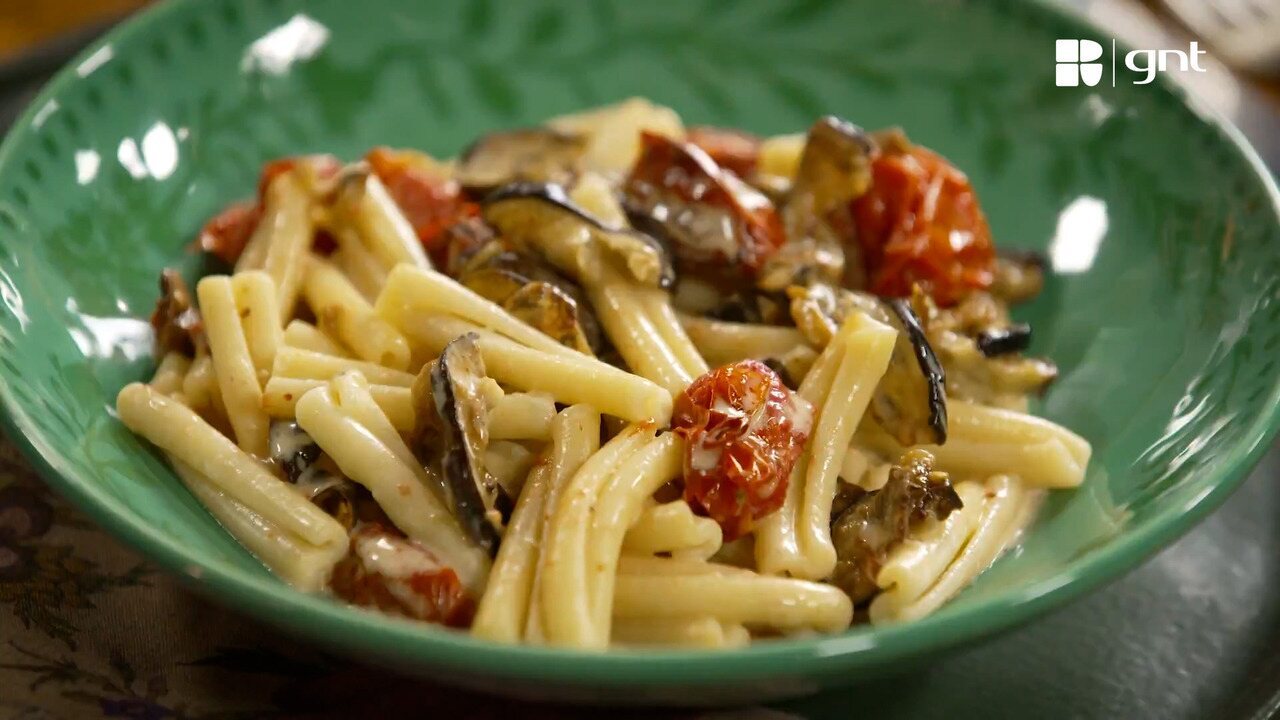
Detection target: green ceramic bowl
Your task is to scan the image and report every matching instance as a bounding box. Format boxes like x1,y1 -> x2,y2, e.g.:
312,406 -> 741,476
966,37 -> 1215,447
0,0 -> 1276,704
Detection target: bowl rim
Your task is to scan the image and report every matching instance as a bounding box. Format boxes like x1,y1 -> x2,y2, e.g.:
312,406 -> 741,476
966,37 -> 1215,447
0,0 -> 1278,687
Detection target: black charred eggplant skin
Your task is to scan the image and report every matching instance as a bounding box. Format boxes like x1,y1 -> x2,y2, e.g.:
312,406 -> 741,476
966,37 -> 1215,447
422,333 -> 512,557
977,323 -> 1032,357
456,128 -> 586,192
482,181 -> 676,289
885,298 -> 948,445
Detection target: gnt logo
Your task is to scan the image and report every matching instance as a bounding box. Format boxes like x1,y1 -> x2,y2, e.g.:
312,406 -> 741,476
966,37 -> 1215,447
1055,39 -> 1104,87
1055,39 -> 1207,87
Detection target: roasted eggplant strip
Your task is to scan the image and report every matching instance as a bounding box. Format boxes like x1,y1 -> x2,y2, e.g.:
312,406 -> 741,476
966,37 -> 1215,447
455,238 -> 602,353
502,281 -> 594,355
483,181 -> 674,289
268,420 -> 323,483
758,116 -> 875,292
440,216 -> 498,278
881,298 -> 948,445
411,334 -> 512,557
991,250 -> 1046,305
930,331 -> 1057,409
788,284 -> 947,446
267,420 -> 386,531
913,289 -> 1057,407
830,449 -> 962,604
456,128 -> 586,192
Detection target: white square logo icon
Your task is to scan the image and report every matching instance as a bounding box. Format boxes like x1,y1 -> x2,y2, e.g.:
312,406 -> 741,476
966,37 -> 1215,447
1056,63 -> 1080,87
1056,39 -> 1078,63
1056,39 -> 1105,87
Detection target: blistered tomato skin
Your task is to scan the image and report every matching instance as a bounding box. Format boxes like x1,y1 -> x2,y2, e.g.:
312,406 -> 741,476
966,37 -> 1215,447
196,155 -> 340,264
850,145 -> 995,307
366,147 -> 480,267
671,360 -> 812,541
686,126 -> 762,178
329,523 -> 475,628
624,132 -> 784,275
198,201 -> 260,265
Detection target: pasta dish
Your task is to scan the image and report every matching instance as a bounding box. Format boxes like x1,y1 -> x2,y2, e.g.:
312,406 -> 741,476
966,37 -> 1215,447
117,98 -> 1089,649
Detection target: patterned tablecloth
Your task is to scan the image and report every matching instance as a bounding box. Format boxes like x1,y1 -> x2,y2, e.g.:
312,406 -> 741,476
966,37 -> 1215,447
0,439 -> 656,720
2,1 -> 1279,718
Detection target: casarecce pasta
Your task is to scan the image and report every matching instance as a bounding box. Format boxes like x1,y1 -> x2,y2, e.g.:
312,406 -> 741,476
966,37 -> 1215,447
123,98 -> 1090,646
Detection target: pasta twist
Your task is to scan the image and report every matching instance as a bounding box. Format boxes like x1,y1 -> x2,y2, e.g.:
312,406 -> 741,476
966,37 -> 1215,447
622,500 -> 723,561
472,404 -> 600,643
869,475 -> 1033,623
538,426 -> 683,648
197,275 -> 270,456
755,311 -> 897,579
613,556 -> 852,635
295,372 -> 490,591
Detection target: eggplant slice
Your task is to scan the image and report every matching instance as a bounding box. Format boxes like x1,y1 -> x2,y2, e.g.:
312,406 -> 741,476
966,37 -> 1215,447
411,333 -> 512,556
976,323 -> 1032,357
913,289 -> 1057,409
788,284 -> 948,447
456,128 -> 586,192
991,249 -> 1046,305
880,298 -> 948,447
757,116 -> 876,292
503,282 -> 595,355
830,448 -> 962,604
268,419 -> 385,531
482,181 -> 674,289
456,238 -> 603,353
440,216 -> 499,278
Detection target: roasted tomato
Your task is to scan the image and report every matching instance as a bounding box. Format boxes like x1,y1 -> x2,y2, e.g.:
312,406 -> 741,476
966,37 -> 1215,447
257,154 -> 341,200
850,144 -> 995,307
197,155 -> 339,264
623,132 -> 784,276
366,147 -> 479,266
671,360 -> 813,540
686,126 -> 762,178
197,201 -> 259,265
329,523 -> 475,627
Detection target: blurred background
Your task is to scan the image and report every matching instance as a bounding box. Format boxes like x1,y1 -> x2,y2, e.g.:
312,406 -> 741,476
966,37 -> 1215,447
1,0 -> 1276,159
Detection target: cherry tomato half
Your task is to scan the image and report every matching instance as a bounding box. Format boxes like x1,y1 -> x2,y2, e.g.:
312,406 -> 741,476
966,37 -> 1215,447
850,145 -> 995,307
196,155 -> 340,264
366,147 -> 479,267
329,523 -> 475,628
672,360 -> 812,541
686,126 -> 762,179
625,132 -> 784,277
